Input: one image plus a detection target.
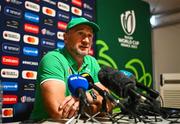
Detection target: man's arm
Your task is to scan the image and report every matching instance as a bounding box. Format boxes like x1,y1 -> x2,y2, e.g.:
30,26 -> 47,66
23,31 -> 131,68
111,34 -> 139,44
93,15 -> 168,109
40,80 -> 79,119
40,80 -> 113,119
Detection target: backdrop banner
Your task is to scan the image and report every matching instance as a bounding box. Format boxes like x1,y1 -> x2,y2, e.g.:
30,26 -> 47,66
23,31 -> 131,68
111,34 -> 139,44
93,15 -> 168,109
96,0 -> 153,88
0,0 -> 96,122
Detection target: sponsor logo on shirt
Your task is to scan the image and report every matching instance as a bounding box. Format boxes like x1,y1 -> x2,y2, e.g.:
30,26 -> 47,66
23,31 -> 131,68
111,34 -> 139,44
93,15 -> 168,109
1,56 -> 19,66
23,34 -> 39,45
57,21 -> 67,30
2,43 -> 20,54
68,67 -> 73,75
24,23 -> 39,34
3,30 -> 20,42
57,2 -> 70,12
72,0 -> 82,7
22,70 -> 37,80
25,1 -> 40,12
42,6 -> 56,17
71,6 -> 82,16
3,95 -> 18,104
1,68 -> 19,78
23,46 -> 38,56
4,6 -> 22,18
24,12 -> 39,23
2,82 -> 18,91
6,19 -> 19,29
2,108 -> 13,118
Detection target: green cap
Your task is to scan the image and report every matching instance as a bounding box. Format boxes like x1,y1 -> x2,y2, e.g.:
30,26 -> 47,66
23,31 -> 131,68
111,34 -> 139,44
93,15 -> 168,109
66,17 -> 100,32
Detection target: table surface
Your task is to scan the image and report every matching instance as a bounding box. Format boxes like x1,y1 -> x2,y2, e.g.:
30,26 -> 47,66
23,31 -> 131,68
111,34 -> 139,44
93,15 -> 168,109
41,115 -> 179,124
3,114 -> 180,124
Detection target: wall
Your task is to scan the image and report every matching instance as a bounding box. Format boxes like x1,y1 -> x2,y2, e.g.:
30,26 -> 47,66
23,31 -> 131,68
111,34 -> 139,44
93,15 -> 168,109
152,23 -> 180,90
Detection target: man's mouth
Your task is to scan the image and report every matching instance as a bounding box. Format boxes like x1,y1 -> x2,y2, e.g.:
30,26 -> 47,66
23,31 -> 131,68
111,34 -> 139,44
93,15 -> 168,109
80,46 -> 89,49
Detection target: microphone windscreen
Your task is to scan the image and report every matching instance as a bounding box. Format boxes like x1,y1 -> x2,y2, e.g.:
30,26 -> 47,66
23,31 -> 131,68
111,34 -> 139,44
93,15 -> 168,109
120,70 -> 136,83
68,74 -> 89,97
98,66 -> 135,97
120,70 -> 159,99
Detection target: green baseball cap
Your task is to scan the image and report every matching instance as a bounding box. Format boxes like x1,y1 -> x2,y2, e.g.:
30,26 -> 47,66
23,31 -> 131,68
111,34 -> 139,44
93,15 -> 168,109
66,17 -> 100,32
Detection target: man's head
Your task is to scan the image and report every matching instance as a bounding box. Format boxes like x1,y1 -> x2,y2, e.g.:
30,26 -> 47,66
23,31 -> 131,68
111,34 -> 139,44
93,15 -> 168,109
64,17 -> 100,57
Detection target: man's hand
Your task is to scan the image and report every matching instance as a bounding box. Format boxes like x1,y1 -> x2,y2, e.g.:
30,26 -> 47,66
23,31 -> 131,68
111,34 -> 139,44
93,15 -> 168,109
58,96 -> 79,118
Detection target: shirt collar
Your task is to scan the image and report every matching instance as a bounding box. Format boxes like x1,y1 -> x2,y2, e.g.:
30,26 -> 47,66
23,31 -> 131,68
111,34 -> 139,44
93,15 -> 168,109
62,47 -> 88,72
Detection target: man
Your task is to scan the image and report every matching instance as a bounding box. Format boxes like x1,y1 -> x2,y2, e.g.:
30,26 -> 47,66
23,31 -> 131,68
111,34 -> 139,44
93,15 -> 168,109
30,17 -> 111,121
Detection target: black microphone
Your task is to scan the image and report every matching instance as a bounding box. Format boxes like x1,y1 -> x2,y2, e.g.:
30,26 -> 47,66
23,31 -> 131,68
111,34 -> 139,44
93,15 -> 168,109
81,73 -> 127,112
98,66 -> 149,103
120,70 -> 160,99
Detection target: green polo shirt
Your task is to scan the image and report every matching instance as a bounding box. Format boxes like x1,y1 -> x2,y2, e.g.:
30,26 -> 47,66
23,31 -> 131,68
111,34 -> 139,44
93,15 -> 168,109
30,48 -> 100,120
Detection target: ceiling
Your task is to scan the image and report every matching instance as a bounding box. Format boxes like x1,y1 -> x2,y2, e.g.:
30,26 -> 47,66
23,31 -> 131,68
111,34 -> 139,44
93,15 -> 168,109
142,0 -> 180,28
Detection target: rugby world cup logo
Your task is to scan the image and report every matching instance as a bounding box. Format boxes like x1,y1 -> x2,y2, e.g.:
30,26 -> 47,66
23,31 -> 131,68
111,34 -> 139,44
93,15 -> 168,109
120,10 -> 136,35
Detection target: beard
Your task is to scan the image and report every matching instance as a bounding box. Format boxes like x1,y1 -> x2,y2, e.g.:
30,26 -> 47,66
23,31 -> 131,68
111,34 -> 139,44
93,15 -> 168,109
76,47 -> 89,56
72,45 -> 90,57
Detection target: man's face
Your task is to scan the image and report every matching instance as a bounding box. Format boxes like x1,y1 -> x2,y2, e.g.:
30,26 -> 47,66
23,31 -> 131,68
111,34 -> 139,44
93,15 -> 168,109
64,24 -> 94,57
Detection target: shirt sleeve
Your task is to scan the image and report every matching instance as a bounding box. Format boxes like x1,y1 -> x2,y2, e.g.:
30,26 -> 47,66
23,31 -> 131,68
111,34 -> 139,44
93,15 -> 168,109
37,51 -> 65,84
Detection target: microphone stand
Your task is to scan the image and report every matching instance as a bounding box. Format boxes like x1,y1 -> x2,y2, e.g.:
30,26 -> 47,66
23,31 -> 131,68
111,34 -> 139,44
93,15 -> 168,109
112,96 -> 144,123
66,89 -> 100,124
87,88 -> 133,123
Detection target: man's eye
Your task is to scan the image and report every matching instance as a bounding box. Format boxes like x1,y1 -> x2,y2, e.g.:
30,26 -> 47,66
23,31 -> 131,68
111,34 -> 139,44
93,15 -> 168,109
78,32 -> 84,35
77,31 -> 93,39
88,34 -> 93,38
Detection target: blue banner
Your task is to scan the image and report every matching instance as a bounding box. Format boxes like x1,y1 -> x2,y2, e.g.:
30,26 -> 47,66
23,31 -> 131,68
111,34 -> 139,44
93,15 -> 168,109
0,0 -> 96,122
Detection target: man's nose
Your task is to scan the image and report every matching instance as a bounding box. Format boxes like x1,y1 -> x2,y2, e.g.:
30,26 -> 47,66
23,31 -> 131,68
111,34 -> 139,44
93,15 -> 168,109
82,37 -> 90,43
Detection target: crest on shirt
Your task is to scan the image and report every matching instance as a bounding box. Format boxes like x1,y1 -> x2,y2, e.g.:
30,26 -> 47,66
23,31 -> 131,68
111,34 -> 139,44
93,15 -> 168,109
68,67 -> 72,75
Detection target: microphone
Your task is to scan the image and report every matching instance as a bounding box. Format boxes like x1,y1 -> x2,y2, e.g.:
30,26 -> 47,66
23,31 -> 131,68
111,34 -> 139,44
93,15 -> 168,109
120,70 -> 159,99
98,66 -> 149,103
81,73 -> 127,112
81,72 -> 115,101
68,74 -> 90,107
119,70 -> 163,117
98,66 -> 164,119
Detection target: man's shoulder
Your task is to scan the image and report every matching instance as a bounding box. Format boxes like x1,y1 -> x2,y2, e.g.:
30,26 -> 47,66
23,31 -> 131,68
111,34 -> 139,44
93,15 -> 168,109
40,49 -> 66,63
44,49 -> 64,57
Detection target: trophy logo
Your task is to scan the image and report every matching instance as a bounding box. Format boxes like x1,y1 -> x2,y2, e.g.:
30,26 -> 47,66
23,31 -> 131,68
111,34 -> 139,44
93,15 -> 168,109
120,10 -> 136,35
